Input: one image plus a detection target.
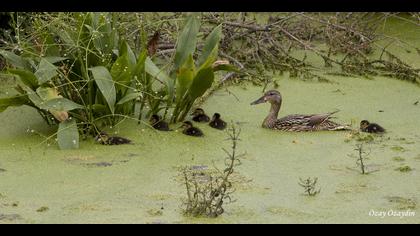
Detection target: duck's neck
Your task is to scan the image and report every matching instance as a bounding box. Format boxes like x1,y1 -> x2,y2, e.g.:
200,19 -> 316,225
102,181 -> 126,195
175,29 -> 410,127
263,102 -> 281,128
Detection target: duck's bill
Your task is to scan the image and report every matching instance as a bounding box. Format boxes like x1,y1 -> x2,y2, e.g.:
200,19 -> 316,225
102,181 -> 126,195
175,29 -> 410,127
250,96 -> 266,105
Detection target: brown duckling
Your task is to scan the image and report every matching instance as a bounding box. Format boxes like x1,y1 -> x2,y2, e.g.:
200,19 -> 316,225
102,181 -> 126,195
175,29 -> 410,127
360,120 -> 385,133
181,121 -> 204,137
150,114 -> 171,131
209,113 -> 227,130
95,132 -> 132,145
191,108 -> 210,122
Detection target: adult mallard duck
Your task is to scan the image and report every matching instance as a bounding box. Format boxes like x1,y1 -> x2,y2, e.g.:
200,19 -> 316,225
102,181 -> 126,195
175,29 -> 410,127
360,120 -> 385,133
250,90 -> 350,131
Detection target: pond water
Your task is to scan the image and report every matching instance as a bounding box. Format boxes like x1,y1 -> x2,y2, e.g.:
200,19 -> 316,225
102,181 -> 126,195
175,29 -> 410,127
0,16 -> 419,224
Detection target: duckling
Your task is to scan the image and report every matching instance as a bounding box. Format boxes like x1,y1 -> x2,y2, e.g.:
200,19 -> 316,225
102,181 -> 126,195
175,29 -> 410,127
95,132 -> 132,145
181,121 -> 204,137
191,108 -> 210,122
209,113 -> 227,130
360,120 -> 386,134
149,114 -> 171,131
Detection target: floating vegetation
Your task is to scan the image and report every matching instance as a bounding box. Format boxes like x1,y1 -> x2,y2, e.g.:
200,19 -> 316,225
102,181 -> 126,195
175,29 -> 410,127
395,165 -> 413,172
0,213 -> 22,221
386,196 -> 417,210
179,123 -> 242,218
344,130 -> 375,143
298,177 -> 321,196
390,146 -> 406,152
36,206 -> 49,212
392,156 -> 405,162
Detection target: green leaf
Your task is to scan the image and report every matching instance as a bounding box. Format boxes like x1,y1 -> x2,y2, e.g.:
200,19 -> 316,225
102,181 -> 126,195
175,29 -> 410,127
198,44 -> 219,70
43,57 -> 68,64
213,63 -> 240,73
120,41 -> 136,68
0,50 -> 28,69
0,95 -> 29,113
89,66 -> 116,114
36,87 -> 60,101
21,86 -> 43,107
197,24 -> 222,66
174,14 -> 200,71
117,92 -> 142,105
176,54 -> 195,102
188,67 -> 214,100
57,119 -> 79,150
133,50 -> 147,79
35,58 -> 58,84
145,57 -> 173,97
8,69 -> 38,90
110,53 -> 131,86
39,98 -> 84,112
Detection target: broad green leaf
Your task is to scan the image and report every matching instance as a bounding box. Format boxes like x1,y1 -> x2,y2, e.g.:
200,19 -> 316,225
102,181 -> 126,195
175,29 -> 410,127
44,57 -> 68,64
39,98 -> 84,111
120,41 -> 136,68
213,63 -> 240,73
117,92 -> 142,105
133,50 -> 147,79
198,44 -> 219,70
48,25 -> 75,48
35,58 -> 58,84
188,67 -> 215,100
89,66 -> 116,114
57,119 -> 79,150
0,95 -> 28,112
174,14 -> 200,71
197,24 -> 222,66
91,104 -> 107,114
110,53 -> 131,86
176,54 -> 195,102
0,50 -> 28,69
8,69 -> 38,90
145,57 -> 173,97
36,87 -> 60,101
21,86 -> 43,108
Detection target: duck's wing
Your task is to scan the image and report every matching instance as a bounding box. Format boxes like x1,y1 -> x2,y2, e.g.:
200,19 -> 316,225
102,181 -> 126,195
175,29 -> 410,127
277,114 -> 313,126
307,110 -> 340,127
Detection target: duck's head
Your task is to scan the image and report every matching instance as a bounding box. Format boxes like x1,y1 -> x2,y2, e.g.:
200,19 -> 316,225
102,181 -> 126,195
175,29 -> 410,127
191,108 -> 205,117
150,114 -> 161,124
251,90 -> 282,105
180,121 -> 193,129
95,131 -> 109,143
360,120 -> 370,129
212,113 -> 221,119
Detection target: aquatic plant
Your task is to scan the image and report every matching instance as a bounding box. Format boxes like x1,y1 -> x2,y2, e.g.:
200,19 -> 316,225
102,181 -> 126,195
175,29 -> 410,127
395,165 -> 413,172
298,177 -> 321,196
0,13 -> 149,149
0,13 -> 234,149
180,123 -> 242,218
348,143 -> 371,175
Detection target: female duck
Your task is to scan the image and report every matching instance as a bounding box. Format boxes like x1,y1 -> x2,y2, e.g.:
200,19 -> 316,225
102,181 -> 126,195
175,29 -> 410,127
251,90 -> 349,131
360,120 -> 385,133
181,121 -> 204,137
150,114 -> 171,131
209,113 -> 227,130
95,132 -> 132,145
191,108 -> 210,122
